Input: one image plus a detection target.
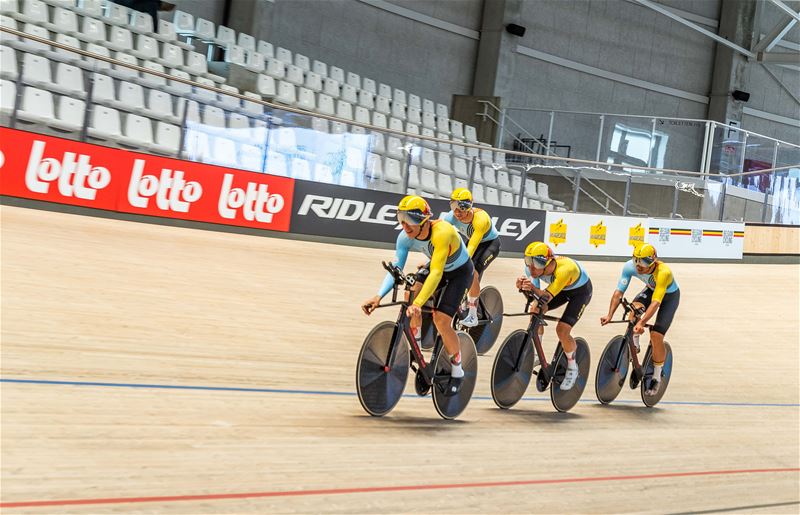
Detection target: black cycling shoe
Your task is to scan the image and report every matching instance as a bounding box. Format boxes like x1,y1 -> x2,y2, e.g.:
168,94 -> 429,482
443,375 -> 464,397
414,370 -> 431,396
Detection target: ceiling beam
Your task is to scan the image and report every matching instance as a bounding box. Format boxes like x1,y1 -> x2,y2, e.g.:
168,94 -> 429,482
767,0 -> 800,23
631,0 -> 755,58
753,17 -> 797,52
757,51 -> 800,64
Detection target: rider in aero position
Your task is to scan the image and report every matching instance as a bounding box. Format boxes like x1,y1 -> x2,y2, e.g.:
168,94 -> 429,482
362,196 -> 475,395
516,242 -> 592,390
441,188 -> 501,328
600,243 -> 679,396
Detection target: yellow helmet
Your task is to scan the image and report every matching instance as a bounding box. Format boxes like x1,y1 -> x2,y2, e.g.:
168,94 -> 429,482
450,188 -> 473,211
633,243 -> 657,267
524,241 -> 553,269
397,195 -> 432,226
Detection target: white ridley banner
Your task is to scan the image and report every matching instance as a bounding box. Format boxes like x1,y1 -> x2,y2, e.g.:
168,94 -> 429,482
543,212 -> 649,257
646,219 -> 745,259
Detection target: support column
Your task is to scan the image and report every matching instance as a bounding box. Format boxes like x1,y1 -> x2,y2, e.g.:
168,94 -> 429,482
451,0 -> 522,145
707,0 -> 759,126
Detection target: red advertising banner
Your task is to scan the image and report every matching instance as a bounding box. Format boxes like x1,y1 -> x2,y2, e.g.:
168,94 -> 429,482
0,128 -> 294,232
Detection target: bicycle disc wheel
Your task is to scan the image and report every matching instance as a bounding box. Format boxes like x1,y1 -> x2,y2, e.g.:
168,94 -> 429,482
595,335 -> 629,405
356,321 -> 409,416
490,330 -> 536,409
468,286 -> 504,355
550,337 -> 591,413
641,342 -> 673,407
432,331 -> 478,420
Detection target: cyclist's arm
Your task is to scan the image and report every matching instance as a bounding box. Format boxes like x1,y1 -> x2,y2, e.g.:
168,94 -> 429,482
413,240 -> 449,307
377,234 -> 410,298
521,266 -> 547,297
609,262 -> 634,317
606,290 -> 624,319
465,211 -> 491,257
650,265 -> 673,304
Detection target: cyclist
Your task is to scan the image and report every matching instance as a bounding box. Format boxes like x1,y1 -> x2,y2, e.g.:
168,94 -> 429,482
600,243 -> 679,395
516,242 -> 592,391
362,195 -> 474,395
441,187 -> 501,327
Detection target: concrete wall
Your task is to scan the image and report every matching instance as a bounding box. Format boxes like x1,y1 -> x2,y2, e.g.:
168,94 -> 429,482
159,0 -> 226,26
502,0 -> 718,171
228,0 -> 482,107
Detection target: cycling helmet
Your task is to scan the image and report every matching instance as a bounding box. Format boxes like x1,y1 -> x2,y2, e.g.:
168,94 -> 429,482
397,195 -> 432,226
449,188 -> 473,211
633,243 -> 657,267
524,241 -> 554,269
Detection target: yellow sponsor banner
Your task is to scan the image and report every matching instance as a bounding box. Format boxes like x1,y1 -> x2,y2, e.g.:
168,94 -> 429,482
629,222 -> 645,248
549,218 -> 567,246
589,220 -> 606,247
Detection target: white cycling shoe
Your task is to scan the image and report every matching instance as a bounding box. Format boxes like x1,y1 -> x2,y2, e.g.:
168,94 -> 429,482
460,311 -> 479,328
560,363 -> 579,391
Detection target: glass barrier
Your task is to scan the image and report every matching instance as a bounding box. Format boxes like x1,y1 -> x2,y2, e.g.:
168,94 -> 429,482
762,168 -> 800,225
500,109 -> 553,158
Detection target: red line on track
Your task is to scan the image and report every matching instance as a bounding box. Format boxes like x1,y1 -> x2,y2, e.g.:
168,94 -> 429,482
2,468 -> 798,508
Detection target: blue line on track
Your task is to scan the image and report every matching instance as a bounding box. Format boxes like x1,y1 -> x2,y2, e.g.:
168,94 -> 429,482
2,378 -> 798,408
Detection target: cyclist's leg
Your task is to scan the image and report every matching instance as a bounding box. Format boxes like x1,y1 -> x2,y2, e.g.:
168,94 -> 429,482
649,289 -> 680,364
554,280 -> 592,389
554,280 -> 592,353
407,265 -> 432,343
470,238 -> 500,292
433,260 -> 474,360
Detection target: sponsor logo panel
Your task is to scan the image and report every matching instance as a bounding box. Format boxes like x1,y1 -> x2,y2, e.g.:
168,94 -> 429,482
290,180 -> 545,252
0,128 -> 294,232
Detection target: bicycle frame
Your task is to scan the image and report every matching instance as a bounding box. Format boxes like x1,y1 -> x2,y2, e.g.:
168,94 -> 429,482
371,262 -> 446,388
503,291 -> 562,387
605,298 -> 652,376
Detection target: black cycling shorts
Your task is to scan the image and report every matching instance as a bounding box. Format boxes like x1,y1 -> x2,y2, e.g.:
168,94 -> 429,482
415,259 -> 474,318
634,287 -> 680,335
545,279 -> 593,327
472,238 -> 501,278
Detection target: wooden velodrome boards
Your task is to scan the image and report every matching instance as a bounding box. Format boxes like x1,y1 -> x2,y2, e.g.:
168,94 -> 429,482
1,205 -> 798,513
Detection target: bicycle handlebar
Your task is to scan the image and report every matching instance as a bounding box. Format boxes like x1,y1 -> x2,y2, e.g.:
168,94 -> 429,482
382,260 -> 416,289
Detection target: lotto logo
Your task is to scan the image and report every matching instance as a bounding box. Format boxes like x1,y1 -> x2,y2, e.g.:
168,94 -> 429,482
127,159 -> 203,213
218,173 -> 285,223
24,140 -> 111,200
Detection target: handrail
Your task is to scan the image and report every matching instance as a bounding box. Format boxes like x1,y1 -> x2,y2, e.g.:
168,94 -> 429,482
2,26 -> 798,178
504,106 -> 800,149
479,100 -> 628,214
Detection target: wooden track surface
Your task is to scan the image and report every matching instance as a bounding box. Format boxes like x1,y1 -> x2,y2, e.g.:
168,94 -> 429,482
2,205 -> 798,514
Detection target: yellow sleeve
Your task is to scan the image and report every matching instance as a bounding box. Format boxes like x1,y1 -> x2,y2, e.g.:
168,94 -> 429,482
545,258 -> 580,297
466,210 -> 491,257
651,264 -> 672,303
413,227 -> 450,307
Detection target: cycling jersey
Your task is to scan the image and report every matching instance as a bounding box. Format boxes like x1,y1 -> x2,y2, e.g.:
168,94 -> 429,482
616,259 -> 679,303
378,220 -> 470,306
442,208 -> 499,257
524,255 -> 590,296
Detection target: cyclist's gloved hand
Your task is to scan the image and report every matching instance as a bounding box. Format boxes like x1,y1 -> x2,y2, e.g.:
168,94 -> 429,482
362,296 -> 381,315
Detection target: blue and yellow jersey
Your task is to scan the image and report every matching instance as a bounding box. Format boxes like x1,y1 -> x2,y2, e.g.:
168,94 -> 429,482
378,220 -> 470,306
442,208 -> 499,257
616,259 -> 679,303
524,256 -> 589,297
